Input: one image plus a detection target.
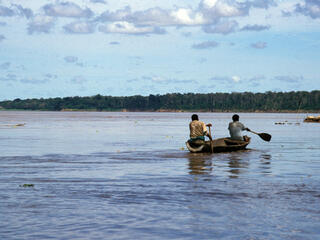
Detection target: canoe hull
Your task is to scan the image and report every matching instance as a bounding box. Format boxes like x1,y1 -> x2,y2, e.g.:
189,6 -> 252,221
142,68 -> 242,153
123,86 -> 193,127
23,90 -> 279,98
186,137 -> 250,153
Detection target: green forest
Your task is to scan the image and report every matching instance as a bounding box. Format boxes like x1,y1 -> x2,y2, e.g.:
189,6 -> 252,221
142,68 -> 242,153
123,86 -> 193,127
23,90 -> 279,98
0,91 -> 319,112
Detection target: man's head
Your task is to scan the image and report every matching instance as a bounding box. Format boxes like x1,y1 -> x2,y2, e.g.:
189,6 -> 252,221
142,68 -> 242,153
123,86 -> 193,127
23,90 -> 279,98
191,114 -> 199,121
232,114 -> 239,122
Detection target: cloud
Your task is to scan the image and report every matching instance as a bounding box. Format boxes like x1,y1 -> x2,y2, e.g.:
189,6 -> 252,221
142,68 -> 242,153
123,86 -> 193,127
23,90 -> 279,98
64,56 -> 78,63
27,15 -> 56,34
170,8 -> 206,25
249,0 -> 277,9
240,24 -> 270,32
274,75 -> 303,83
203,20 -> 238,34
96,1 -> 269,29
0,34 -> 5,42
90,0 -> 107,4
12,4 -> 33,19
99,21 -> 166,35
126,78 -> 139,83
281,10 -> 292,17
44,73 -> 58,79
0,62 -> 10,69
97,6 -> 173,25
0,6 -> 15,17
232,75 -> 241,83
0,73 -> 17,82
199,0 -> 250,18
71,75 -> 86,84
249,75 -> 265,82
210,75 -> 242,83
64,21 -> 95,34
142,75 -> 197,84
251,41 -> 267,49
295,0 -> 320,19
192,40 -> 218,49
43,2 -> 94,18
20,77 -> 50,84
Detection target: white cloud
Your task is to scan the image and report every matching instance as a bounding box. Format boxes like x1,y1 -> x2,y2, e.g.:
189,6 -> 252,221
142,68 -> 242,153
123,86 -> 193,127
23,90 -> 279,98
99,21 -> 166,35
240,24 -> 271,31
90,0 -> 107,4
296,0 -> 320,19
170,8 -> 206,25
0,6 -> 15,17
203,20 -> 238,34
64,21 -> 95,34
12,4 -> 33,19
43,2 -> 94,18
232,75 -> 240,83
27,15 -> 55,34
192,40 -> 219,49
251,41 -> 267,49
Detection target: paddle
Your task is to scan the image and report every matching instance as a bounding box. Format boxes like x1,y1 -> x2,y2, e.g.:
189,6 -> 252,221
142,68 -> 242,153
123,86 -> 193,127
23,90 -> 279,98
248,130 -> 272,142
207,125 -> 214,153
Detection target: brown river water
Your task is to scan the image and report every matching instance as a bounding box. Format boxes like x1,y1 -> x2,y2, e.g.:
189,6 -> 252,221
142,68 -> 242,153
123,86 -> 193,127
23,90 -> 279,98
0,111 -> 320,239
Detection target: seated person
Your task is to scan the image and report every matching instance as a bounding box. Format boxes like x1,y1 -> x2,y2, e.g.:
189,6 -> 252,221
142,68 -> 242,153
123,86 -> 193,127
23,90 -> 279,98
228,114 -> 250,141
189,114 -> 212,145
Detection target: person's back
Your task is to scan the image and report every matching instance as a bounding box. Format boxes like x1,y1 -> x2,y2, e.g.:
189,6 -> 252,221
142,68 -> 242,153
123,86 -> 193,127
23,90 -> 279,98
189,120 -> 207,139
189,114 -> 212,142
228,114 -> 249,141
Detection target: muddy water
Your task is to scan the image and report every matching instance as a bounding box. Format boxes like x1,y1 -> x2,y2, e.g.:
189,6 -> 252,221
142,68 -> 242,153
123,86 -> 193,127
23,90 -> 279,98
1,111 -> 320,239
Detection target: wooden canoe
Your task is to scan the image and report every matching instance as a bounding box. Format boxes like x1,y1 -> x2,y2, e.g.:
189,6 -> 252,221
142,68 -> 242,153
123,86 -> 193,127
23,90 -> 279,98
186,137 -> 250,153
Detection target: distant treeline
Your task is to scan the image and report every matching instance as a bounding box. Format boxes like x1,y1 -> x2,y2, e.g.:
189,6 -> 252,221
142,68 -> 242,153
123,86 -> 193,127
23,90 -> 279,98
0,91 -> 319,112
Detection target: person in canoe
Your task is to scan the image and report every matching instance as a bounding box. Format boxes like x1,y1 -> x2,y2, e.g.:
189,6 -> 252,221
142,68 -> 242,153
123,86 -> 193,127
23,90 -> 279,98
188,114 -> 212,145
228,114 -> 250,141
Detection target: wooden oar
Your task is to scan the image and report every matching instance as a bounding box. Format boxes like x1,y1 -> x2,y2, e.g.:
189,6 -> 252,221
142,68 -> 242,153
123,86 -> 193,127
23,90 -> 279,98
208,125 -> 214,153
248,130 -> 271,142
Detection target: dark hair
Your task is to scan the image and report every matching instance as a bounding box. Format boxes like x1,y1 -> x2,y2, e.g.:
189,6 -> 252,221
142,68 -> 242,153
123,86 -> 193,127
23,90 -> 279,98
191,114 -> 199,121
232,114 -> 239,122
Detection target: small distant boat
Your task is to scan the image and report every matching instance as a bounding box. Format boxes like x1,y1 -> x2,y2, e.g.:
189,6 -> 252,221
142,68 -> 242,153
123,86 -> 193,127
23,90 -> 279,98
186,137 -> 250,153
304,115 -> 320,123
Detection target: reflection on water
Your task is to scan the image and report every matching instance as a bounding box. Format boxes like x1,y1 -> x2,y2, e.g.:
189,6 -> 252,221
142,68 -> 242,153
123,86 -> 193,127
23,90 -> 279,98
187,153 -> 213,175
259,153 -> 272,175
227,153 -> 249,178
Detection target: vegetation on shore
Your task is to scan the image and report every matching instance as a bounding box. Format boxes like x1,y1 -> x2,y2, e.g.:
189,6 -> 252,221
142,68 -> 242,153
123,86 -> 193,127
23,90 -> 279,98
0,91 -> 319,112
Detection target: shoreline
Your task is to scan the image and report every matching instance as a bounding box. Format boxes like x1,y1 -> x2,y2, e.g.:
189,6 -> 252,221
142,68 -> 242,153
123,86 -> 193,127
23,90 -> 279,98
0,108 -> 319,113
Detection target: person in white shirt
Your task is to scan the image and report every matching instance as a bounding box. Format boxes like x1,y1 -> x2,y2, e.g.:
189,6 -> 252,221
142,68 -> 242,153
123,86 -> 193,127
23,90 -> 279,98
228,114 -> 250,141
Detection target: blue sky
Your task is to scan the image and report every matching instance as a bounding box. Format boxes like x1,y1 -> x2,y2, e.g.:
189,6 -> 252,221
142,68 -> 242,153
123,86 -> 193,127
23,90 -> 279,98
0,0 -> 319,100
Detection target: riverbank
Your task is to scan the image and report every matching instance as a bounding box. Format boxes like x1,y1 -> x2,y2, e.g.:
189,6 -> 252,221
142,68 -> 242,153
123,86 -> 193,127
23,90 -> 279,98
1,108 -> 319,113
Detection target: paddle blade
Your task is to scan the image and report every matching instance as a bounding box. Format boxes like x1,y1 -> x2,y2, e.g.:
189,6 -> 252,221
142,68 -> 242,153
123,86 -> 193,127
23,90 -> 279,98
259,133 -> 271,142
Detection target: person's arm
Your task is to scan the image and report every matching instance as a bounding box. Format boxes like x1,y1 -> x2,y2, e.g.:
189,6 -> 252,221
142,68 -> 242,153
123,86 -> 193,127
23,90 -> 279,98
205,123 -> 213,141
239,122 -> 250,131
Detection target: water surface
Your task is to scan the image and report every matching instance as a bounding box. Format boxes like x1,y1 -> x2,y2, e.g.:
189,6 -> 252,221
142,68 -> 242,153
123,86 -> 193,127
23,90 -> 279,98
1,111 -> 320,239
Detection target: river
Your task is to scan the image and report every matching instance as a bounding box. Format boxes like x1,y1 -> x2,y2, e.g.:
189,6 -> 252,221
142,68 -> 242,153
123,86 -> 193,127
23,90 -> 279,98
0,111 -> 320,239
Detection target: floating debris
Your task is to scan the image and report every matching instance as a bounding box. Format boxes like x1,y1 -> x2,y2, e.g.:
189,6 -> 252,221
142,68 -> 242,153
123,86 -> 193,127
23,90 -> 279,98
20,184 -> 34,187
304,115 -> 320,123
275,121 -> 300,125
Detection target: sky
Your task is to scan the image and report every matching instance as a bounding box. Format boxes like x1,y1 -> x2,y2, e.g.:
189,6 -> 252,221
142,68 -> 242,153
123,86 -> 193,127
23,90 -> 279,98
0,0 -> 319,100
